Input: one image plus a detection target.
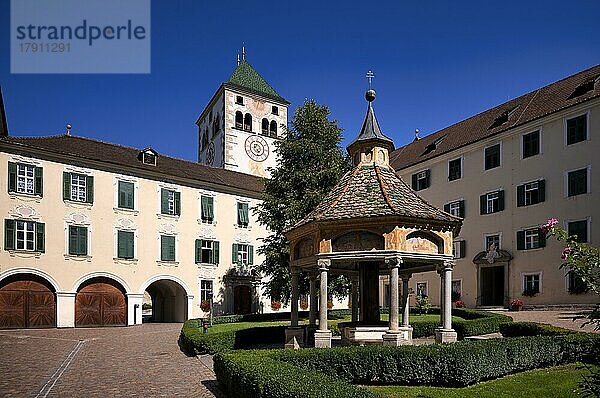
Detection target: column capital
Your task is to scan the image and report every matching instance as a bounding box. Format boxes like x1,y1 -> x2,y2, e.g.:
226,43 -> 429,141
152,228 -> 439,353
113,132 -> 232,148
436,260 -> 455,273
317,258 -> 330,271
385,255 -> 403,268
399,272 -> 412,281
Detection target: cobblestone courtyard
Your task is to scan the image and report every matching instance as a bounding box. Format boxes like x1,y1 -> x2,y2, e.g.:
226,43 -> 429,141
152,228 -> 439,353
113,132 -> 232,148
0,323 -> 221,398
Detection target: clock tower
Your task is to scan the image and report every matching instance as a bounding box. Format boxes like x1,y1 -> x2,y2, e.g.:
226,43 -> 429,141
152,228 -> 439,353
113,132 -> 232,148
196,53 -> 289,178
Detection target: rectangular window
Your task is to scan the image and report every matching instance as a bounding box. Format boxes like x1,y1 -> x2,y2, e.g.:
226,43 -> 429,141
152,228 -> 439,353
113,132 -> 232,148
484,144 -> 501,170
200,280 -> 213,302
522,130 -> 540,158
566,115 -> 587,145
117,230 -> 134,259
567,270 -> 588,294
272,106 -> 279,115
415,282 -> 428,297
68,225 -> 88,256
161,235 -> 176,262
517,180 -> 545,207
453,240 -> 466,259
4,219 -> 44,252
118,181 -> 135,210
568,220 -> 588,243
444,200 -> 465,218
8,162 -> 43,196
523,274 -> 541,295
524,229 -> 539,250
232,243 -> 254,265
237,202 -> 249,227
411,170 -> 430,191
448,158 -> 462,181
195,239 -> 220,265
236,96 -> 244,105
63,172 -> 93,203
161,189 -> 181,215
567,168 -> 588,197
201,196 -> 214,223
480,190 -> 504,214
517,228 -> 545,250
485,234 -> 500,251
451,280 -> 462,299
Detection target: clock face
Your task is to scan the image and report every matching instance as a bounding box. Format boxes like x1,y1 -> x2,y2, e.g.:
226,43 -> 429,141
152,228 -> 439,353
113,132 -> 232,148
206,142 -> 215,166
245,135 -> 269,162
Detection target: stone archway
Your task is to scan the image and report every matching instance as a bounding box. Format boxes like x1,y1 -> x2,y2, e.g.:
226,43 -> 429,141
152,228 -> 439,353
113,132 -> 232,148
0,273 -> 56,329
144,279 -> 188,322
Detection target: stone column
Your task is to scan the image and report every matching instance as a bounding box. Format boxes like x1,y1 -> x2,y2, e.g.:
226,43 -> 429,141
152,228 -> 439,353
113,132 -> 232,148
314,259 -> 332,348
435,261 -> 457,343
126,293 -> 144,326
384,257 -> 411,345
56,292 -> 76,328
351,275 -> 359,322
309,274 -> 318,326
285,267 -> 304,348
401,275 -> 411,328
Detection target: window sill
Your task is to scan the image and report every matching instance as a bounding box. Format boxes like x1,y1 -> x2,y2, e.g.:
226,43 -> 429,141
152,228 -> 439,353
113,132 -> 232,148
157,213 -> 180,220
6,249 -> 43,258
64,200 -> 93,208
64,254 -> 92,262
113,257 -> 138,265
235,224 -> 251,230
519,247 -> 545,252
566,193 -> 590,199
157,260 -> 179,267
8,192 -> 42,202
114,207 -> 139,215
197,262 -> 218,267
198,219 -> 217,226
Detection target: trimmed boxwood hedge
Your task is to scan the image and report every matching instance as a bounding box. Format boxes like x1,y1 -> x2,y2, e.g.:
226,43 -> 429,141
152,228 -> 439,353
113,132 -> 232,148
214,333 -> 600,397
499,321 -> 578,337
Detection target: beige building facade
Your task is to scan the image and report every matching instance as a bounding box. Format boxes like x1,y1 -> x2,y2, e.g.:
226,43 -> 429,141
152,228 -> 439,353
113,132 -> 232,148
385,65 -> 600,308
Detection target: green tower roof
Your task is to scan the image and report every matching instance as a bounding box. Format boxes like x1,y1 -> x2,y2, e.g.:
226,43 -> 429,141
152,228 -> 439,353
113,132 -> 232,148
226,60 -> 288,104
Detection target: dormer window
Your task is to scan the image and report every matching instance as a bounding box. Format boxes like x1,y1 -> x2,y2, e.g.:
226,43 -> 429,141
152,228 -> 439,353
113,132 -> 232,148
569,77 -> 598,99
489,106 -> 519,130
140,148 -> 157,166
236,96 -> 244,105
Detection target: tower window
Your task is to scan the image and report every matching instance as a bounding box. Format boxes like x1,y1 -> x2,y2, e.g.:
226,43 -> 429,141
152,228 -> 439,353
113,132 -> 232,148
261,118 -> 269,135
235,111 -> 243,129
244,113 -> 252,132
272,106 -> 279,115
236,96 -> 244,105
270,120 -> 277,138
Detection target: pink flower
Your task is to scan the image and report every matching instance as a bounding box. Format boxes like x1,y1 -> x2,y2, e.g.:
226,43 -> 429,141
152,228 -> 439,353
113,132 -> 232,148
561,246 -> 572,260
541,217 -> 559,233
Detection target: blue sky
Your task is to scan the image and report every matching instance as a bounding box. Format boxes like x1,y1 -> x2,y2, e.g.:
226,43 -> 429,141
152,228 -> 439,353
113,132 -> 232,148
1,0 -> 599,161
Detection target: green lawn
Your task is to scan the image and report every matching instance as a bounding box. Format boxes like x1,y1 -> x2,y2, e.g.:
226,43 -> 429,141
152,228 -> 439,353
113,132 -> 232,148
368,363 -> 597,398
207,320 -> 288,333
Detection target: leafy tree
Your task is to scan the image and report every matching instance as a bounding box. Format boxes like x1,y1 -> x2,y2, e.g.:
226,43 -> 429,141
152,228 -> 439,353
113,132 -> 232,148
256,99 -> 350,303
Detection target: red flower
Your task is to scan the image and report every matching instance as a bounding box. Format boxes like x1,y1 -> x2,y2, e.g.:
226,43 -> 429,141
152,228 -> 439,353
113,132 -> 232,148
561,246 -> 572,260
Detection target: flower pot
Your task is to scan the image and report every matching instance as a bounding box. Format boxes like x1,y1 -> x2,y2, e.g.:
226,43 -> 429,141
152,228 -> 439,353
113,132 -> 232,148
510,304 -> 522,311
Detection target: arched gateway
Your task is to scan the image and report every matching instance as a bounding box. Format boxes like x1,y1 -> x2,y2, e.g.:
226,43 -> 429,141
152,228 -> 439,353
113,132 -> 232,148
75,277 -> 127,327
0,273 -> 56,329
285,88 -> 463,348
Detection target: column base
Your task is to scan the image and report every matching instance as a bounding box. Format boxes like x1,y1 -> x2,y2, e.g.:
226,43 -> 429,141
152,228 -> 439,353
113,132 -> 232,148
285,327 -> 304,349
314,329 -> 332,348
435,328 -> 458,344
304,325 -> 317,346
383,326 -> 413,346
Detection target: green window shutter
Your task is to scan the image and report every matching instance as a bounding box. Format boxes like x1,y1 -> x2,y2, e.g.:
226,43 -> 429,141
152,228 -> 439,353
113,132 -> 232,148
195,239 -> 201,263
85,176 -> 94,204
516,184 -> 525,207
480,194 -> 487,215
537,228 -> 546,248
443,203 -> 450,213
35,222 -> 45,253
8,162 -> 17,193
201,196 -> 208,220
517,231 -> 525,250
4,219 -> 15,250
118,230 -> 134,259
538,180 -> 545,203
459,240 -> 466,258
161,235 -> 175,261
34,167 -> 43,196
424,170 -> 431,188
63,172 -> 71,200
459,200 -> 465,218
232,243 -> 238,264
411,174 -> 418,190
118,231 -> 125,258
206,197 -> 214,220
213,241 -> 220,265
498,190 -> 505,211
126,232 -> 134,259
118,181 -> 134,209
69,226 -> 78,255
161,189 -> 169,214
174,192 -> 181,216
238,203 -> 249,225
79,227 -> 88,255
248,245 -> 254,265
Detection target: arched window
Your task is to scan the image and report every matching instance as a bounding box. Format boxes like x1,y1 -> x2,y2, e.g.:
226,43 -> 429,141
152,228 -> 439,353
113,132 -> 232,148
202,129 -> 209,148
235,111 -> 243,129
270,120 -> 277,137
244,113 -> 252,132
261,118 -> 269,135
213,115 -> 220,137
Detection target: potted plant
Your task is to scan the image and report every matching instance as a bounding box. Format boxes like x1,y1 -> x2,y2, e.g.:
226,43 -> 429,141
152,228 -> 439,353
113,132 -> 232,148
270,300 -> 282,311
510,299 -> 523,311
327,300 -> 334,310
300,300 -> 308,310
199,299 -> 211,312
454,300 -> 466,308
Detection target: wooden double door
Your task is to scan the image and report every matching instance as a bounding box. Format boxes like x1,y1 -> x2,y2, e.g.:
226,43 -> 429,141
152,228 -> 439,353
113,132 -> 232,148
0,277 -> 56,329
75,279 -> 127,327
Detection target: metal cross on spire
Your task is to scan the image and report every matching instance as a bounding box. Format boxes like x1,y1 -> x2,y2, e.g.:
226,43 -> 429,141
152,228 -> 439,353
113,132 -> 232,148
366,70 -> 375,88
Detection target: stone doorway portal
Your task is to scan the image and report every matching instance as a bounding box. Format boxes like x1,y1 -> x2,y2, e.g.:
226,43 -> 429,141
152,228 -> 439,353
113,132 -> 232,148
479,265 -> 504,306
234,285 -> 251,315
